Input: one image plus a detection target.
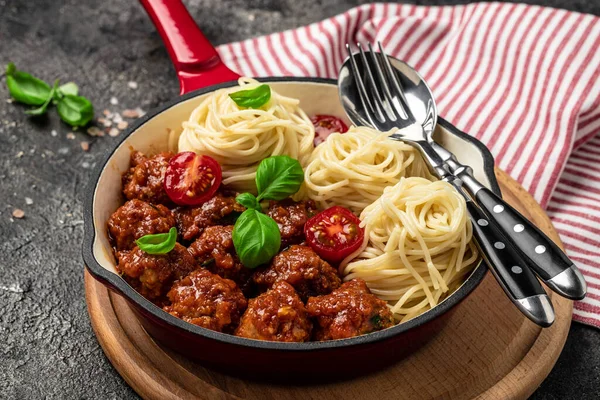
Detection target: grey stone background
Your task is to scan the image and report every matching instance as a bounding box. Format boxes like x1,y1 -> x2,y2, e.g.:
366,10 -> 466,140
1,0 -> 599,398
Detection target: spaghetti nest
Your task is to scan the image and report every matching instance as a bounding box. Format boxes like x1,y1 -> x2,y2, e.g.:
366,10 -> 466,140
304,126 -> 431,213
178,78 -> 315,194
343,177 -> 479,322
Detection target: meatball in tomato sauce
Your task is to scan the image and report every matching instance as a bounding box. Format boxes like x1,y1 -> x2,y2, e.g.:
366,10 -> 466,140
163,269 -> 247,333
266,199 -> 317,248
253,245 -> 341,301
236,281 -> 312,342
108,199 -> 176,251
174,192 -> 244,242
122,151 -> 174,205
188,225 -> 253,294
306,279 -> 394,341
116,243 -> 196,302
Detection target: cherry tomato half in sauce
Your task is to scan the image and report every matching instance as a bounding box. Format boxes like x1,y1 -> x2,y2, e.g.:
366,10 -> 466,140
164,152 -> 222,206
311,115 -> 349,146
304,205 -> 364,264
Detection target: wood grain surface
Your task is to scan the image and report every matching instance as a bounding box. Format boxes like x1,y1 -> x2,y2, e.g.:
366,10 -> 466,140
85,169 -> 572,400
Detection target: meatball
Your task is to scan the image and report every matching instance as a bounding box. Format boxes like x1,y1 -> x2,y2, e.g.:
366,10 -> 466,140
116,243 -> 196,302
163,269 -> 247,332
253,245 -> 341,301
174,192 -> 245,241
266,199 -> 317,247
108,199 -> 176,251
236,281 -> 312,342
122,151 -> 174,205
306,279 -> 395,341
188,225 -> 253,294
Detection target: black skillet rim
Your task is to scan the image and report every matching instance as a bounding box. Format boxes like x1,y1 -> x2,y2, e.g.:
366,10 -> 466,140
82,76 -> 497,352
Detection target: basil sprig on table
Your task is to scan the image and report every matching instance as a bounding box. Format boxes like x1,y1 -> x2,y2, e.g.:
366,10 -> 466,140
5,63 -> 94,127
135,227 -> 178,255
232,155 -> 304,269
228,84 -> 271,108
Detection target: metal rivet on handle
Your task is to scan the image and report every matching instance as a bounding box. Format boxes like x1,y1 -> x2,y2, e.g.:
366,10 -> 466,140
493,205 -> 504,213
511,266 -> 523,274
535,245 -> 546,254
514,224 -> 524,232
477,219 -> 488,226
494,242 -> 505,249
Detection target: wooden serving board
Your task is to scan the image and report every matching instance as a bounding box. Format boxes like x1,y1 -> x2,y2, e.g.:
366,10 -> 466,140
85,169 -> 573,400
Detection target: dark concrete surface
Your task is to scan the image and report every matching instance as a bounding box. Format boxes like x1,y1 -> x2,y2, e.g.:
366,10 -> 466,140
0,0 -> 599,399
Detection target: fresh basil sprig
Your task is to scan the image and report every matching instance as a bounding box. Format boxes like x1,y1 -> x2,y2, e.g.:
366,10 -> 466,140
5,63 -> 94,127
256,156 -> 304,201
232,155 -> 304,269
229,84 -> 271,109
135,227 -> 178,255
25,80 -> 59,116
6,63 -> 51,105
57,94 -> 94,127
233,210 -> 281,269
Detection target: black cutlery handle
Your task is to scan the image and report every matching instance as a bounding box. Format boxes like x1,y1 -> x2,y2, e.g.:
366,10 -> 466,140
473,186 -> 587,300
464,199 -> 554,326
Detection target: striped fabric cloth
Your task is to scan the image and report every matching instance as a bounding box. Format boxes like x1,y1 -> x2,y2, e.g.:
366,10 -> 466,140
217,2 -> 600,327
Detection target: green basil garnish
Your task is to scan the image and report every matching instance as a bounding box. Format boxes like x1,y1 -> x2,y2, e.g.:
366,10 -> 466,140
232,209 -> 281,269
236,192 -> 260,210
25,80 -> 59,116
6,63 -> 51,106
135,227 -> 177,255
229,84 -> 271,109
5,63 -> 94,127
255,156 -> 304,201
232,155 -> 304,268
56,94 -> 94,127
58,82 -> 79,97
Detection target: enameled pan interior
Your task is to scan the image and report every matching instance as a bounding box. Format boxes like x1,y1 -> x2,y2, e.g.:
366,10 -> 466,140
84,77 -> 495,350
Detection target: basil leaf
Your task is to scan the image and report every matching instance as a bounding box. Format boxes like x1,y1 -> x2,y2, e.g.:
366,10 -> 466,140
236,193 -> 259,210
5,63 -> 51,106
255,156 -> 304,201
25,80 -> 59,116
57,94 -> 94,127
233,209 -> 281,269
135,227 -> 177,255
58,82 -> 79,96
229,84 -> 271,109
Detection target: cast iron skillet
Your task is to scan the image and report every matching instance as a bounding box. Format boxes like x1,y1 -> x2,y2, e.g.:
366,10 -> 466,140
82,0 -> 497,377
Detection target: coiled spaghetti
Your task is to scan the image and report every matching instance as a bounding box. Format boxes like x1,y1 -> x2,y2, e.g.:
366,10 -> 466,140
304,126 -> 432,213
343,177 -> 479,322
178,78 -> 315,193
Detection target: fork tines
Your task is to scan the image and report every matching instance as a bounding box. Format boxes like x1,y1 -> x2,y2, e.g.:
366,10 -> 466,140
345,42 -> 415,125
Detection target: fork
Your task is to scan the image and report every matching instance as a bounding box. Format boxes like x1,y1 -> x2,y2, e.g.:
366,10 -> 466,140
341,43 -> 556,327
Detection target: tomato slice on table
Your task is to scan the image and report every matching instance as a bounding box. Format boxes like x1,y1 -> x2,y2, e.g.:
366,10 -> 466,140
311,115 -> 349,146
304,205 -> 364,264
164,152 -> 222,206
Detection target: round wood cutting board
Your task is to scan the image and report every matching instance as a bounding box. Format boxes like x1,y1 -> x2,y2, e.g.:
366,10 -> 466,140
85,169 -> 573,400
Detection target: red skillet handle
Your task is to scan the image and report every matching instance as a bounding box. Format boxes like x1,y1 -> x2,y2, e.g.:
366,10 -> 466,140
139,0 -> 241,94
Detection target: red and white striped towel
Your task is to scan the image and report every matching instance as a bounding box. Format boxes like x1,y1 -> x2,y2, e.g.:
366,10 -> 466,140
217,2 -> 600,327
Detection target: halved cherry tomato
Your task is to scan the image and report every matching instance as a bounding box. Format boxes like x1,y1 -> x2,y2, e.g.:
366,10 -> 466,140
304,205 -> 364,264
311,115 -> 349,146
163,152 -> 222,206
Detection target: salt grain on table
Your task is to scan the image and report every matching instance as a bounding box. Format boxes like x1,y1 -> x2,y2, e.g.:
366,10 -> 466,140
66,132 -> 76,140
109,127 -> 120,137
12,209 -> 25,219
110,97 -> 119,105
112,113 -> 123,123
16,151 -> 23,158
122,109 -> 139,118
25,197 -> 33,205
128,81 -> 138,89
117,121 -> 128,130
87,126 -> 104,137
51,130 -> 58,137
80,141 -> 90,152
